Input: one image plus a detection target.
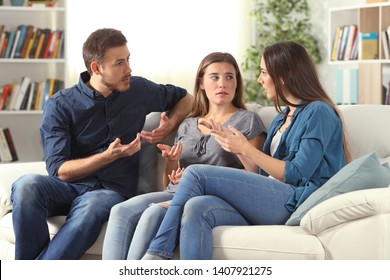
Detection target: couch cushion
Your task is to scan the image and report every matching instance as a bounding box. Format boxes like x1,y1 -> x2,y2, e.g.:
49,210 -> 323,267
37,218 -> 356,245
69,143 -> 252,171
286,152 -> 390,226
300,187 -> 390,235
212,225 -> 324,260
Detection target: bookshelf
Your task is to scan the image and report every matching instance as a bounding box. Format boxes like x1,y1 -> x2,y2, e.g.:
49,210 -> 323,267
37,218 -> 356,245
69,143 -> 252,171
328,1 -> 390,105
0,0 -> 66,162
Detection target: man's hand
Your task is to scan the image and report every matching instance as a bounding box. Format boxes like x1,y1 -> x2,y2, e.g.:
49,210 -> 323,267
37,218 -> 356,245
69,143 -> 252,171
141,112 -> 173,144
107,133 -> 142,159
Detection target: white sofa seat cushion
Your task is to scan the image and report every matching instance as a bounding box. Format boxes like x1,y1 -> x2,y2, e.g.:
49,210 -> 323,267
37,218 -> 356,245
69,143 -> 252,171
212,225 -> 324,260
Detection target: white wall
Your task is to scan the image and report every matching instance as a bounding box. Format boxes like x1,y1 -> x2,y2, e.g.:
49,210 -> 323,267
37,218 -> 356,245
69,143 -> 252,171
65,0 -> 253,92
65,0 -> 367,101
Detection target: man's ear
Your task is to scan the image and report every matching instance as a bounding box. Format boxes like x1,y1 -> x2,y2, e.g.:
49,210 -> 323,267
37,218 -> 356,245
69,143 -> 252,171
91,61 -> 101,75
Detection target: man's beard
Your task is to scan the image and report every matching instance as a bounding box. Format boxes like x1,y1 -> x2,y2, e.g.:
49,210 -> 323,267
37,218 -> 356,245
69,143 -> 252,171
101,76 -> 130,93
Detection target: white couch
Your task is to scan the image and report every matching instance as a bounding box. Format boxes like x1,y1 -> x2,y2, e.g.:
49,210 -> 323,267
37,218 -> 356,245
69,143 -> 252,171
1,104 -> 390,260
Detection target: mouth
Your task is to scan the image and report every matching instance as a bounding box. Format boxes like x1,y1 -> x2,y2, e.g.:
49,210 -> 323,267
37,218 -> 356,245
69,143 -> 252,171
216,91 -> 228,96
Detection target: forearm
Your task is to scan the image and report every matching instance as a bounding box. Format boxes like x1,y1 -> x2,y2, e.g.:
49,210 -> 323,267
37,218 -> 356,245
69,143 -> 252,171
57,151 -> 113,182
244,144 -> 286,181
162,160 -> 179,187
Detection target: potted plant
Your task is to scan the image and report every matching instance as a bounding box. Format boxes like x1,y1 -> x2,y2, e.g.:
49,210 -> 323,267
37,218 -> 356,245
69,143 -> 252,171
242,0 -> 322,105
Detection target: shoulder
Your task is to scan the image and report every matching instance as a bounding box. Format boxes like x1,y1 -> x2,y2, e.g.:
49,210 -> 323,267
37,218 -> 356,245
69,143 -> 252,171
303,101 -> 338,119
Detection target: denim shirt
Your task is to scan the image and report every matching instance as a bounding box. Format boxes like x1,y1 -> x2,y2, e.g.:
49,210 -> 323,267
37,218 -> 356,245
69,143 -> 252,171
261,101 -> 346,212
40,71 -> 187,198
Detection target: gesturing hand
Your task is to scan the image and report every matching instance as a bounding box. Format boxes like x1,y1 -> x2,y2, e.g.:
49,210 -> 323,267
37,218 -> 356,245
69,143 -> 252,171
211,125 -> 249,155
168,166 -> 186,185
141,112 -> 173,144
107,133 -> 142,159
157,142 -> 183,162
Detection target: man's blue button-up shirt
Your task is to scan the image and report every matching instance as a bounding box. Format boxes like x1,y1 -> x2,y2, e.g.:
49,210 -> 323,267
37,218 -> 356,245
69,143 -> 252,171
40,71 -> 187,198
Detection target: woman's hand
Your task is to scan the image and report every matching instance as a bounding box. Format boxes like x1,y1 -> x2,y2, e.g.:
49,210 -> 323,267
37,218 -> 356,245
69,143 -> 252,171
157,142 -> 183,162
168,166 -> 186,184
211,125 -> 250,156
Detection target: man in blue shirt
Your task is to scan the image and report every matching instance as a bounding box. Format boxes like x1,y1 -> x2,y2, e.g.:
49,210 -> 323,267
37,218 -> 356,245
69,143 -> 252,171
10,28 -> 193,260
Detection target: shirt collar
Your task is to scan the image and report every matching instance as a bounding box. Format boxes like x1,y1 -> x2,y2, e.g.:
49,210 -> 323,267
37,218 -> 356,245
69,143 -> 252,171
79,71 -> 106,100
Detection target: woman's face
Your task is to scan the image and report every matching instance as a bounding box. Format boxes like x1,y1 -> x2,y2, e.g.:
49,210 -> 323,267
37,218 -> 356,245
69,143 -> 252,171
200,62 -> 237,106
257,56 -> 276,101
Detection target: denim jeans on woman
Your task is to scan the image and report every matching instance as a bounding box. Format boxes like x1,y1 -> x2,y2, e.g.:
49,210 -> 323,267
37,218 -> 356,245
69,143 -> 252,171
11,174 -> 126,260
102,191 -> 172,259
146,164 -> 295,259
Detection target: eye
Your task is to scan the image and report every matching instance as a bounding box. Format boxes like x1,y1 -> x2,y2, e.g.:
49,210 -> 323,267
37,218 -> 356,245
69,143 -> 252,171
210,75 -> 219,81
261,69 -> 268,76
226,74 -> 235,80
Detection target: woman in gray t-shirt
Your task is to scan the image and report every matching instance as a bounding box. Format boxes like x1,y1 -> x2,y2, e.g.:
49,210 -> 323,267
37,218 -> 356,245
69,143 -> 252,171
102,52 -> 266,260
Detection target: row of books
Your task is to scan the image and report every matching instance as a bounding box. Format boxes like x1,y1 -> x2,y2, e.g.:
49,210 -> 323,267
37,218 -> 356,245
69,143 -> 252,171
0,77 -> 64,111
331,25 -> 380,61
0,25 -> 64,59
0,128 -> 18,163
331,25 -> 359,61
381,26 -> 390,60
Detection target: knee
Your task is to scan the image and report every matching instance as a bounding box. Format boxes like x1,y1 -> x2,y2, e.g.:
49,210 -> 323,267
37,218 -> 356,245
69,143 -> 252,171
138,204 -> 167,226
182,196 -> 209,224
11,174 -> 46,203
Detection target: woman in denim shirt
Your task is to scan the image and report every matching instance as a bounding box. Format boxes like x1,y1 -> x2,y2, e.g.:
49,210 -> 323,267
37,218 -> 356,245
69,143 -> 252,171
142,41 -> 351,260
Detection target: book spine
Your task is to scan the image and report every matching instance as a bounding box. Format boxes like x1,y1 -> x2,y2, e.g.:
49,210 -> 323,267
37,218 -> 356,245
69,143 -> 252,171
0,128 -> 13,162
3,128 -> 18,161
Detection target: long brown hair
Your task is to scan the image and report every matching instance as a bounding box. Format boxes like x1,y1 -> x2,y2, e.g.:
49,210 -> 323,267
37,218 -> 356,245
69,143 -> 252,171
189,52 -> 246,118
262,41 -> 351,163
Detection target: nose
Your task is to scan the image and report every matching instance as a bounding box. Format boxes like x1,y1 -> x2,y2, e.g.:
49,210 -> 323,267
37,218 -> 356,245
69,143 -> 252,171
218,77 -> 227,88
257,74 -> 263,84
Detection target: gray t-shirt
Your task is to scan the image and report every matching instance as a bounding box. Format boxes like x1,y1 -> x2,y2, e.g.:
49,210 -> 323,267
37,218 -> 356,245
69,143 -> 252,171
175,109 -> 266,169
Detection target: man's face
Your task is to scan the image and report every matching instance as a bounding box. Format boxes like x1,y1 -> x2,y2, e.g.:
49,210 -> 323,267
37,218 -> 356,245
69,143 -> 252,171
97,45 -> 132,94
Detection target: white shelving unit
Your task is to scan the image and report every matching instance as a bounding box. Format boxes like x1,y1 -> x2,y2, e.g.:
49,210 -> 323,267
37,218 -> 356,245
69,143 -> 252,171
0,0 -> 66,162
328,1 -> 390,104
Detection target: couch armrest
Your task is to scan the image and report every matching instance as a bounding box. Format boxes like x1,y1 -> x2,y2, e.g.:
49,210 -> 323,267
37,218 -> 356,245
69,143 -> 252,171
0,162 -> 47,218
300,187 -> 390,235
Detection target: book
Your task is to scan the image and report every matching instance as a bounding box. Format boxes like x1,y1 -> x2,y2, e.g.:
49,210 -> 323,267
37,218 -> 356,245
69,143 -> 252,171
0,31 -> 6,57
343,24 -> 357,61
25,27 -> 38,58
359,32 -> 379,60
12,76 -> 31,110
0,128 -> 13,162
5,84 -> 20,110
4,31 -> 16,59
381,30 -> 390,59
2,128 -> 18,161
331,26 -> 343,61
28,28 -> 42,58
0,84 -> 13,110
9,28 -> 21,59
0,32 -> 10,58
19,25 -> 34,59
338,25 -> 350,60
13,24 -> 27,58
26,81 -> 37,110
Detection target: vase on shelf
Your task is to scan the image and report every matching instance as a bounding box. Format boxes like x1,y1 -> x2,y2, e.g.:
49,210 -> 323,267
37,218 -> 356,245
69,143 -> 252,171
11,0 -> 25,6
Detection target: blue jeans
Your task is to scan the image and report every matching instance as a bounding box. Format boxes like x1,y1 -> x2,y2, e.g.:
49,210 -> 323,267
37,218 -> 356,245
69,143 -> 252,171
102,191 -> 172,260
11,174 -> 126,260
146,165 -> 295,259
